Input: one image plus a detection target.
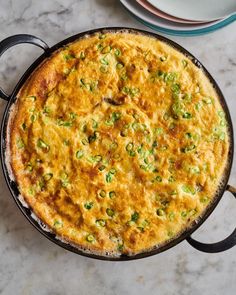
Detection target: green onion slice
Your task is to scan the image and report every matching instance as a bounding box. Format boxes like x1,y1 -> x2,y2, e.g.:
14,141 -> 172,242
84,202 -> 94,210
131,212 -> 139,222
76,150 -> 84,159
86,234 -> 95,242
106,208 -> 115,217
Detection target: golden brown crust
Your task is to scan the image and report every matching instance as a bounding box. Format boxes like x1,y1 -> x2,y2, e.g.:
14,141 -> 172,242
9,32 -> 229,255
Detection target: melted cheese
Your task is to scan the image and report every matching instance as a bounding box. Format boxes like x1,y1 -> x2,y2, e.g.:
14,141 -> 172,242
9,32 -> 230,256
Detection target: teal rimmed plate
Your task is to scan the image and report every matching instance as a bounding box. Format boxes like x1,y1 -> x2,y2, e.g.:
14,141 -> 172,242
120,0 -> 236,36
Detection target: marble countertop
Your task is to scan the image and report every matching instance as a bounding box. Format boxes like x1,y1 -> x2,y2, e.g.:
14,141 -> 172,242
0,1 -> 235,294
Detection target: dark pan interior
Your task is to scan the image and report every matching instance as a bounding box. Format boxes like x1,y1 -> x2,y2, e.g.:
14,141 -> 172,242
0,27 -> 234,261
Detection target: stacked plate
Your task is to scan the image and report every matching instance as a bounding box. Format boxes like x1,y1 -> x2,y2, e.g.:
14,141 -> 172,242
120,0 -> 236,36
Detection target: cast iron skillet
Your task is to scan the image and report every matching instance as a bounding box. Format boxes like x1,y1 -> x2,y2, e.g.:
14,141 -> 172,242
0,28 -> 235,261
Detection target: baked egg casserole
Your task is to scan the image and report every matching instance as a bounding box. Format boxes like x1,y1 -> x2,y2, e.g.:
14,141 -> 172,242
9,32 -> 230,256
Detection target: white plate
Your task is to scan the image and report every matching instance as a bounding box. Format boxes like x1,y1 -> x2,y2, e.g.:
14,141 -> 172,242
147,0 -> 236,22
120,0 -> 224,31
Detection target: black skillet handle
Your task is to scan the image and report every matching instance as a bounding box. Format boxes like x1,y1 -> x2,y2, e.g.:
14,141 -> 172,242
186,184 -> 236,253
0,34 -> 49,101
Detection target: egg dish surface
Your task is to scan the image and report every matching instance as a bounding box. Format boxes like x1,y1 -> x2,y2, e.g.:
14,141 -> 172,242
9,32 -> 230,256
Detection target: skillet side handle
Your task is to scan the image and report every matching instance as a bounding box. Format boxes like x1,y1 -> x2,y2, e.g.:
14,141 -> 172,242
0,34 -> 49,101
186,184 -> 236,253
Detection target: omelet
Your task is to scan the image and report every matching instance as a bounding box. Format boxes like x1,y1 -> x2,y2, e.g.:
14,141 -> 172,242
8,31 -> 230,256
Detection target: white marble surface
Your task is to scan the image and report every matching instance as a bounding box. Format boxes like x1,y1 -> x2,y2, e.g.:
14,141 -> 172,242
0,1 -> 235,294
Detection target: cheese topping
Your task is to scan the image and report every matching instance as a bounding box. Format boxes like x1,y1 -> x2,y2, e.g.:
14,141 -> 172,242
9,32 -> 230,255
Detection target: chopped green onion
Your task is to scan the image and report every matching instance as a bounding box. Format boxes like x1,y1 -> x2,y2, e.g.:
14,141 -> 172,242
168,175 -> 175,182
43,173 -> 53,181
181,144 -> 196,153
16,138 -> 25,149
200,196 -> 209,203
63,53 -> 75,61
92,119 -> 98,129
94,155 -> 102,162
28,187 -> 35,196
120,128 -> 128,137
99,34 -> 106,39
80,51 -> 85,60
132,122 -> 140,131
171,83 -> 180,95
54,220 -> 63,228
110,142 -> 118,150
106,208 -> 115,217
155,176 -> 162,182
154,127 -> 163,135
182,112 -> 192,119
181,211 -> 188,218
105,169 -> 116,183
100,65 -> 108,73
82,138 -> 89,145
106,173 -> 112,183
219,132 -> 225,141
37,139 -> 49,152
28,95 -> 36,102
182,185 -> 196,195
195,102 -> 202,111
171,101 -> 184,117
182,60 -> 188,68
114,48 -> 121,56
218,110 -> 225,118
126,142 -> 134,152
109,191 -> 116,199
88,131 -> 98,143
156,208 -> 165,216
105,119 -> 113,126
116,62 -> 124,69
189,166 -> 200,174
110,168 -> 116,174
122,86 -> 140,97
203,97 -> 213,105
131,212 -> 139,222
99,190 -> 106,198
182,93 -> 192,102
106,112 -> 121,126
220,120 -> 226,127
160,56 -> 167,62
26,162 -> 33,172
43,107 -> 51,115
100,57 -> 109,65
98,165 -> 106,171
84,202 -> 94,210
86,234 -> 95,242
137,220 -> 149,232
96,219 -> 106,227
21,123 -> 27,131
163,112 -> 170,121
164,72 -> 177,83
69,112 -> 77,120
57,119 -> 72,127
185,132 -> 192,139
112,112 -> 121,122
97,43 -> 103,51
61,178 -> 69,188
117,243 -> 124,251
169,212 -> 175,221
76,150 -> 84,159
81,123 -> 87,132
30,113 -> 37,122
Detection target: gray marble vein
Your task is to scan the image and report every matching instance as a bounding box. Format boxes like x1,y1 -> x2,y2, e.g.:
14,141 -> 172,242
0,0 -> 235,294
